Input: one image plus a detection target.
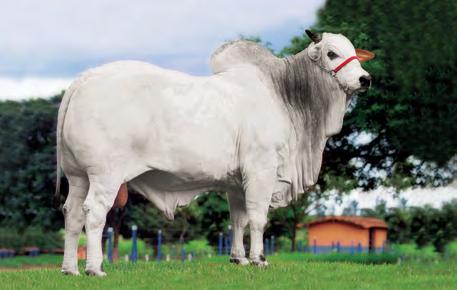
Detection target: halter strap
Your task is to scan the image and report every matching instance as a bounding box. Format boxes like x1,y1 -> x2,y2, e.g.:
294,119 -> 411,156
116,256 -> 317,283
333,56 -> 359,73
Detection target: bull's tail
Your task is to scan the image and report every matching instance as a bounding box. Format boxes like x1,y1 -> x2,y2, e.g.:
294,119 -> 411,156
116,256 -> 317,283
53,80 -> 79,207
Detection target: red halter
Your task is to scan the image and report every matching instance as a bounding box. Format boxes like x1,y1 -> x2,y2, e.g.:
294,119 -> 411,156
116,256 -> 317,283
333,56 -> 359,74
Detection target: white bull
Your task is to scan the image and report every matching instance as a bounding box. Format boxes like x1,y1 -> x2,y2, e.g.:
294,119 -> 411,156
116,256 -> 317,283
56,30 -> 371,276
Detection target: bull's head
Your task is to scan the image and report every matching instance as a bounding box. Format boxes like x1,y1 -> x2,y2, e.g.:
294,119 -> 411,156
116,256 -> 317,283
305,30 -> 373,95
305,30 -> 374,136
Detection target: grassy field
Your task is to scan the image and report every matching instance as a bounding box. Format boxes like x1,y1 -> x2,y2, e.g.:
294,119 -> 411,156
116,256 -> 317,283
1,254 -> 456,290
0,254 -> 61,268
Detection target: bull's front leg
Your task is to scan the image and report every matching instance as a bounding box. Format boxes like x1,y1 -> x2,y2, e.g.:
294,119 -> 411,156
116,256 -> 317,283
227,191 -> 249,265
244,168 -> 275,267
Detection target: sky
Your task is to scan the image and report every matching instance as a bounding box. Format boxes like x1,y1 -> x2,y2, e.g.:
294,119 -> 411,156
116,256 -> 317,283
323,183 -> 457,215
2,0 -> 455,209
0,0 -> 326,100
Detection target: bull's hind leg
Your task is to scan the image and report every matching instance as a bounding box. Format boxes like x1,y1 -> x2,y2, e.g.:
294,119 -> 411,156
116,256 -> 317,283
83,173 -> 122,276
227,192 -> 249,265
61,175 -> 89,275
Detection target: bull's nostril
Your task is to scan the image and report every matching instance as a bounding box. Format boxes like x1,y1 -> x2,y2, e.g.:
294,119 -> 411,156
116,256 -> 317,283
359,75 -> 372,88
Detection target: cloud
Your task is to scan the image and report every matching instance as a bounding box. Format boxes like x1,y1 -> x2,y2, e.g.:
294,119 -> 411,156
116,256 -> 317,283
0,77 -> 72,101
322,184 -> 457,215
0,0 -> 325,79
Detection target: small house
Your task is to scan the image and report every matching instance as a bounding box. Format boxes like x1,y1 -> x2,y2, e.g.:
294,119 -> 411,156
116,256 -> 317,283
307,216 -> 388,253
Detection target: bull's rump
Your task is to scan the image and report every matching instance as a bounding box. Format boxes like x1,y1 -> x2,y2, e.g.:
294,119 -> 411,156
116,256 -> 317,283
61,61 -> 243,182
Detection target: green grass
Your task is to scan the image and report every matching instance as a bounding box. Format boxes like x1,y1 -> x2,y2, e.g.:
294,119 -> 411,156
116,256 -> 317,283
1,254 -> 456,290
0,254 -> 61,268
268,252 -> 401,264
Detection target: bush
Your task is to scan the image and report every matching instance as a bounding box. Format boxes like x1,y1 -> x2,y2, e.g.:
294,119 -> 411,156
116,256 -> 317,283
444,241 -> 457,259
117,236 -> 149,258
149,239 -> 215,259
0,227 -> 24,251
22,227 -> 62,250
390,243 -> 439,262
0,227 -> 63,251
183,239 -> 215,257
275,236 -> 292,252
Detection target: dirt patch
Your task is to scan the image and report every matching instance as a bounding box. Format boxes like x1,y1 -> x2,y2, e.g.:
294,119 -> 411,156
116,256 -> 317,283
0,265 -> 60,272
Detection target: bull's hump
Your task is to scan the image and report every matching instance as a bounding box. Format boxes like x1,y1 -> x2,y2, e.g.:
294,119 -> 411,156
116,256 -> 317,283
210,40 -> 279,74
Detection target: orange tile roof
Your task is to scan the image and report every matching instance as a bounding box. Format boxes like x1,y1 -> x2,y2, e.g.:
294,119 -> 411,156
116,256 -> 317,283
308,216 -> 388,229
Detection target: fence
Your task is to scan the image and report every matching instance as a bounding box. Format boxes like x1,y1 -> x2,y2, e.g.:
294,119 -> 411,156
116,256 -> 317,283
104,225 -> 278,263
103,225 -> 388,264
0,225 -> 387,261
0,247 -> 40,259
296,240 -> 387,254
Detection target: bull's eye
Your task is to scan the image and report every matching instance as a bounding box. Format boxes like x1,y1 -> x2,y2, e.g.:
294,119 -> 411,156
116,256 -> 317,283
327,51 -> 338,60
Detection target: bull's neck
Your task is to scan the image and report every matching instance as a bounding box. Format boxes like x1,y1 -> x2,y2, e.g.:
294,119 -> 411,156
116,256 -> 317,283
268,49 -> 344,192
269,50 -> 340,142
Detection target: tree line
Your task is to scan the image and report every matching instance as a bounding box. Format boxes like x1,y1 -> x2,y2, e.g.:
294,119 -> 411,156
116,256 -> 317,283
0,0 -> 455,251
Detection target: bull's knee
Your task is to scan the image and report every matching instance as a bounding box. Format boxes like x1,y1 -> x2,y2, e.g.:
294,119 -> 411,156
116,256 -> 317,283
83,203 -> 108,230
249,216 -> 267,231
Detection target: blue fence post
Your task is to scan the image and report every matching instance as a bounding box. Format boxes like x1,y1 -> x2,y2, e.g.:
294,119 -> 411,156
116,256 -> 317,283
336,241 -> 341,253
357,242 -> 362,254
351,241 -> 354,255
331,241 -> 335,252
131,225 -> 138,262
107,227 -> 113,263
228,225 -> 233,252
298,240 -> 303,252
264,239 -> 269,256
218,232 -> 223,256
181,247 -> 186,262
157,229 -> 162,262
224,236 -> 229,255
270,236 -> 275,255
313,239 -> 317,254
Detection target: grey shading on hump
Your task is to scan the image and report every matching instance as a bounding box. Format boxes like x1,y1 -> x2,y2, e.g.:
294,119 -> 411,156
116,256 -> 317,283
210,40 -> 282,75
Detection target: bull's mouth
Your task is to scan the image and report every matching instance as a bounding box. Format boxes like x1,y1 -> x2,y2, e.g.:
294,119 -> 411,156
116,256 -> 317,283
357,88 -> 368,94
351,86 -> 369,95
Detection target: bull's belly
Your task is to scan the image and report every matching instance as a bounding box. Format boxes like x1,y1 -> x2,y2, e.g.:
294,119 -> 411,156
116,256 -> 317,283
132,169 -> 232,191
128,168 -> 241,219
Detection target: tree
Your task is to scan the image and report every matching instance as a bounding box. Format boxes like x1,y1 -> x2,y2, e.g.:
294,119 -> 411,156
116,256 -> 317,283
281,0 -> 457,190
342,200 -> 359,216
0,95 -> 64,231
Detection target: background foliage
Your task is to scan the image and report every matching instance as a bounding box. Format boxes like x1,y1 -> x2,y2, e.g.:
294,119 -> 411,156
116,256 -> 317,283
0,0 -> 456,252
306,0 -> 457,190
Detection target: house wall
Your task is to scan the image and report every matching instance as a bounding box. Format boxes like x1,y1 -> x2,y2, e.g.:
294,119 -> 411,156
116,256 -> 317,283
373,228 -> 388,248
308,222 -> 369,247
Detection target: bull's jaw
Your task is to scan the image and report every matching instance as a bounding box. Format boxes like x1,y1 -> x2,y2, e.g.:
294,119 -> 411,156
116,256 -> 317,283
325,90 -> 347,137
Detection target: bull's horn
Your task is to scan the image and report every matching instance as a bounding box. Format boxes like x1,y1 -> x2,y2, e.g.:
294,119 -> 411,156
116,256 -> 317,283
305,29 -> 322,43
355,49 -> 375,62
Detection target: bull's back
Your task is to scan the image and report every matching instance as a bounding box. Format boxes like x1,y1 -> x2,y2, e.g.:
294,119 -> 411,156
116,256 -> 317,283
62,61 -> 241,180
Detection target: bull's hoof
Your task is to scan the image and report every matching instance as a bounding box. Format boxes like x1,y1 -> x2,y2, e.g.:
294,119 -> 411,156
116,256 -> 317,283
61,268 -> 80,276
250,255 -> 269,267
230,256 -> 250,266
85,269 -> 107,277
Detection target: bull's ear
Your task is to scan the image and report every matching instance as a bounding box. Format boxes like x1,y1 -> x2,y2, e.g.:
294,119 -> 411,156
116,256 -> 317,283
307,42 -> 321,61
305,29 -> 322,43
355,49 -> 375,62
